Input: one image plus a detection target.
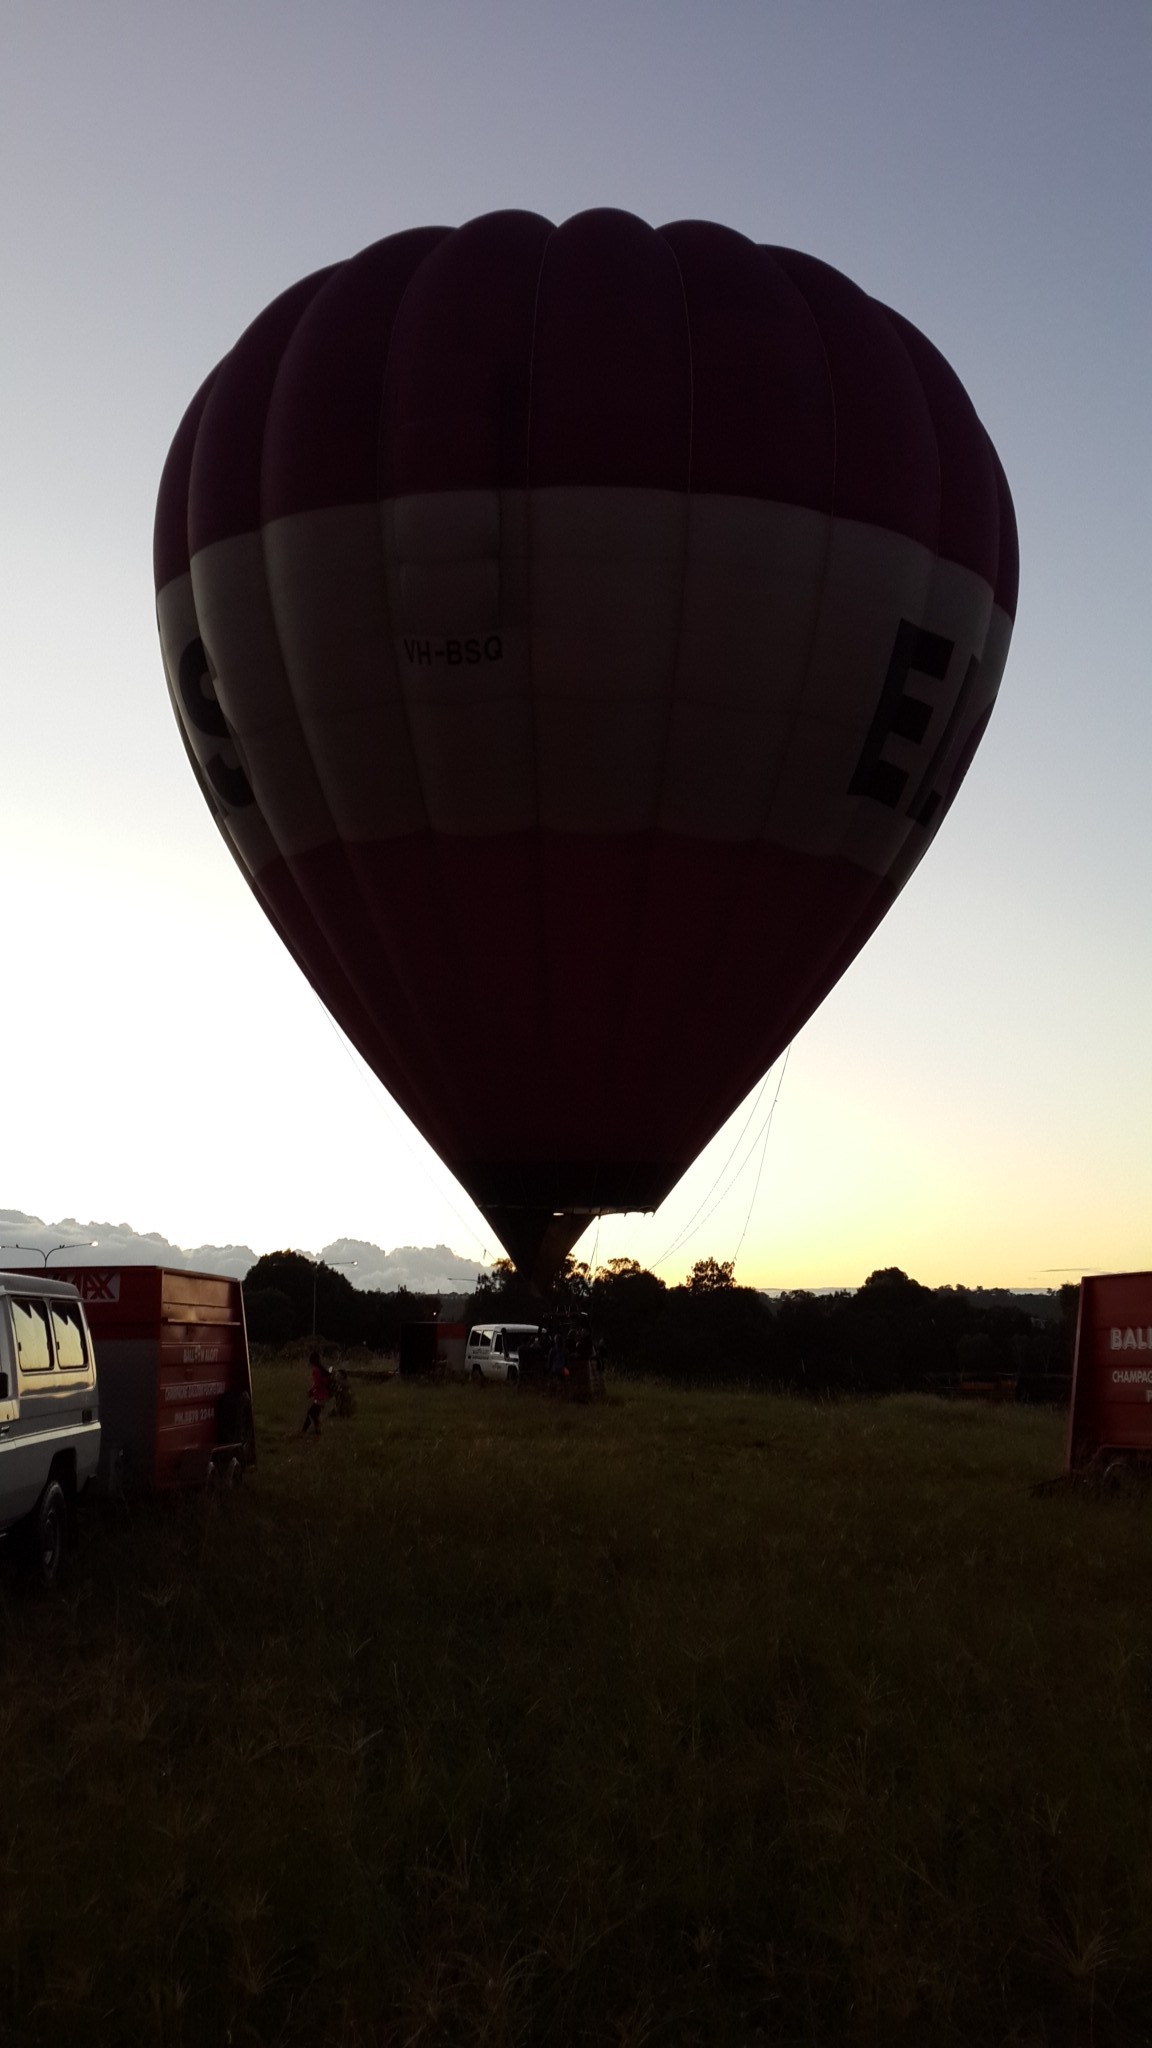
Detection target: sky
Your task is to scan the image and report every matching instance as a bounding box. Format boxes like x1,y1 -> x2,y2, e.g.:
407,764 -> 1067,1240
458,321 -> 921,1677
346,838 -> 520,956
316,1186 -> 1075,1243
1,0 -> 1149,1291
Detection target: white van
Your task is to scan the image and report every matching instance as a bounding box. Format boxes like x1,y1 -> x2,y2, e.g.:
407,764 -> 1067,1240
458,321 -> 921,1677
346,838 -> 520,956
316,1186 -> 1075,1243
0,1272 -> 101,1583
465,1323 -> 540,1385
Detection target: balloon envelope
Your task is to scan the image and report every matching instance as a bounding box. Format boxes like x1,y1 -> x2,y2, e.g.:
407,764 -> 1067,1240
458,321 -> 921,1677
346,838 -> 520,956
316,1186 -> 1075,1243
155,210 -> 1017,1282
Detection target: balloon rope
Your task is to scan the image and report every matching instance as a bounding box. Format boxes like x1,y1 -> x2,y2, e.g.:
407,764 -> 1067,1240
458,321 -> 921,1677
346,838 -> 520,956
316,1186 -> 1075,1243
730,1044 -> 791,1271
651,1046 -> 791,1273
652,1071 -> 774,1262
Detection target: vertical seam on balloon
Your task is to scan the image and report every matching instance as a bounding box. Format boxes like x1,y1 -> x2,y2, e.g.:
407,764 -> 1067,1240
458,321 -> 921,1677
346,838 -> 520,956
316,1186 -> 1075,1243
972,436 -> 1012,808
365,232 -> 490,1145
374,257 -> 438,839
697,249 -> 852,1133
169,381 -> 358,1055
358,232 -> 487,1146
841,307 -> 942,889
652,228 -> 696,831
617,224 -> 696,1219
259,273 -> 350,862
993,438 -> 1017,621
988,434 -> 1005,620
523,227 -> 555,837
360,233 -> 486,1146
888,419 -> 1005,892
159,372 -> 222,826
183,474 -> 411,1134
189,299 -> 345,907
190,272 -> 336,879
254,274 -> 432,1114
521,221 -> 558,1221
748,264 -> 940,1092
753,248 -> 839,842
662,244 -> 825,1178
259,260 -> 454,1150
670,247 -> 852,1145
196,278 -> 335,879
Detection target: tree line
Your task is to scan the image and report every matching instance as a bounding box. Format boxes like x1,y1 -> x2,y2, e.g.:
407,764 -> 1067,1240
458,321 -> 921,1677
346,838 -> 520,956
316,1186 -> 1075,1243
243,1250 -> 1077,1399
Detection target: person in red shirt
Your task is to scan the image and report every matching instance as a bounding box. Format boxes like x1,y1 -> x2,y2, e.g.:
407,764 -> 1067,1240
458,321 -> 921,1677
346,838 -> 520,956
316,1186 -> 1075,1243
302,1349 -> 333,1438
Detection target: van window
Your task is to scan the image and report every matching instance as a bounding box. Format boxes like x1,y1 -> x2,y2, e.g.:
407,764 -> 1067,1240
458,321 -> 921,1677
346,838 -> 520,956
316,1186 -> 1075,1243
479,1332 -> 491,1349
493,1335 -> 504,1354
51,1301 -> 88,1372
11,1298 -> 52,1374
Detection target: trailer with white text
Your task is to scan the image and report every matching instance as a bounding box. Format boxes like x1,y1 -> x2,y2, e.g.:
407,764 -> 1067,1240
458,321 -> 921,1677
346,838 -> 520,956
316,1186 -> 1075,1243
1067,1270 -> 1152,1479
14,1266 -> 256,1492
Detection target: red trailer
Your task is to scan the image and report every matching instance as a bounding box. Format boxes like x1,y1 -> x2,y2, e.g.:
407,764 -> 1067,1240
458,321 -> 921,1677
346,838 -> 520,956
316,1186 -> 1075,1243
399,1321 -> 468,1378
11,1266 -> 255,1492
1067,1270 -> 1152,1475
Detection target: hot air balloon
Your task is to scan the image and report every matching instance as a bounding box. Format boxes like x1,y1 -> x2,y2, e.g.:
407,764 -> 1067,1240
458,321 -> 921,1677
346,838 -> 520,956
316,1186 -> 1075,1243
154,210 -> 1017,1286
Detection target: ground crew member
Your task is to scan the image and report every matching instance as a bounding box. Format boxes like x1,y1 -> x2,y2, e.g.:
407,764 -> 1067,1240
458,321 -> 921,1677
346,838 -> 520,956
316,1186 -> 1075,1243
302,1349 -> 333,1437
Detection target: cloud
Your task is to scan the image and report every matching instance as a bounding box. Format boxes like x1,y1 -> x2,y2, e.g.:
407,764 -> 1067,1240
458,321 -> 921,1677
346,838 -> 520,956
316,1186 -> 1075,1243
0,1210 -> 491,1291
318,1239 -> 492,1293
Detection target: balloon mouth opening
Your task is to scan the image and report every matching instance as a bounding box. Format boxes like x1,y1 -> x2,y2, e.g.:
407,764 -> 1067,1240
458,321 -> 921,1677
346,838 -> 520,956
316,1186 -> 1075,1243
485,1209 -> 600,1293
459,1161 -> 671,1292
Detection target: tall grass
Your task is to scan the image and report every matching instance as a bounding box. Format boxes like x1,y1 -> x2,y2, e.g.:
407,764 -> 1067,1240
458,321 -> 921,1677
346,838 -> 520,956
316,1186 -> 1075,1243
1,1368 -> 1150,2045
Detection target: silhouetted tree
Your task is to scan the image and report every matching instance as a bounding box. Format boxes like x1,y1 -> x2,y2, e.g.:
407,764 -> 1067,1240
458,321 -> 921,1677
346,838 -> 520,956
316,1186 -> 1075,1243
686,1257 -> 736,1293
243,1285 -> 297,1346
590,1259 -> 667,1370
243,1251 -> 360,1344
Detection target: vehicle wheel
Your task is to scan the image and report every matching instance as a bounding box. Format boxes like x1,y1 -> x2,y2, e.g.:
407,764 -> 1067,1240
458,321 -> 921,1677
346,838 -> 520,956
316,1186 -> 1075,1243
1102,1457 -> 1140,1498
218,1389 -> 256,1466
471,1364 -> 484,1383
507,1364 -> 519,1387
237,1392 -> 256,1465
23,1479 -> 68,1588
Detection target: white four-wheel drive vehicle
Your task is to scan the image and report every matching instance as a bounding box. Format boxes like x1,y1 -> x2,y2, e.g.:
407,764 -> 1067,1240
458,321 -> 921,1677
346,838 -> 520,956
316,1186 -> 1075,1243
465,1323 -> 540,1384
0,1271 -> 100,1583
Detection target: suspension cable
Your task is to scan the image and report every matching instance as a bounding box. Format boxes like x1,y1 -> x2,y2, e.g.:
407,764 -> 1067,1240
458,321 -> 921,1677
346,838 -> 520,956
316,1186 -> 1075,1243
730,1045 -> 791,1269
652,1046 -> 792,1272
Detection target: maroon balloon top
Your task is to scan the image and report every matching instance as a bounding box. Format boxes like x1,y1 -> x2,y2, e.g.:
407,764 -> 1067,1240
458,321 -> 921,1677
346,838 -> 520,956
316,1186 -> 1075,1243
155,208 -> 1017,619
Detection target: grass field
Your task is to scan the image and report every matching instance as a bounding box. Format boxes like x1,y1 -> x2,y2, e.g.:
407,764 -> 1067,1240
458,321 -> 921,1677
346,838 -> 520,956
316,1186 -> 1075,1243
3,1364 -> 1152,2046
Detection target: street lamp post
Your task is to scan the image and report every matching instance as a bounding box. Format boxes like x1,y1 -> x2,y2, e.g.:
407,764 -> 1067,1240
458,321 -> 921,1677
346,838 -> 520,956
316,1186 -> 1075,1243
311,1258 -> 357,1340
1,1240 -> 98,1266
